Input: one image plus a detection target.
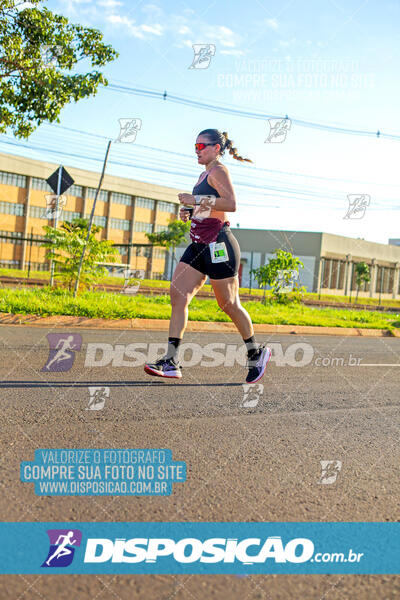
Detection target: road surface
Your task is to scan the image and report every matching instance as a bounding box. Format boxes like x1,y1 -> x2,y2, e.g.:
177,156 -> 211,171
0,325 -> 399,599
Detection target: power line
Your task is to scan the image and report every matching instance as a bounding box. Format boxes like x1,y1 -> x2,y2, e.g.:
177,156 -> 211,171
2,121 -> 399,207
104,82 -> 400,141
47,123 -> 399,188
1,135 -> 397,212
0,135 -> 356,202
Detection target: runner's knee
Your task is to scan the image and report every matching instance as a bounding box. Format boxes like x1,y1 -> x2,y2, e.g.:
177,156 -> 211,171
217,297 -> 238,314
170,286 -> 191,307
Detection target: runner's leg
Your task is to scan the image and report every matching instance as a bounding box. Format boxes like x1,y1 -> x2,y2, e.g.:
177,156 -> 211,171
210,275 -> 253,338
169,261 -> 207,338
211,275 -> 272,383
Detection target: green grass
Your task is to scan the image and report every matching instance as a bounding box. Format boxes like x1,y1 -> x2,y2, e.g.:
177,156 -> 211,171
305,292 -> 400,308
1,267 -> 399,308
0,287 -> 398,330
0,267 -> 52,280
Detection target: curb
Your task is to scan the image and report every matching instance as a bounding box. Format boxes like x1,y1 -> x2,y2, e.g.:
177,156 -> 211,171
0,312 -> 398,337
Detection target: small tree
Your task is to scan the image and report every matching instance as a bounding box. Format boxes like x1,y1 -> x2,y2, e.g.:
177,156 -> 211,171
250,249 -> 304,304
146,219 -> 190,279
0,0 -> 118,138
354,261 -> 370,302
42,218 -> 118,291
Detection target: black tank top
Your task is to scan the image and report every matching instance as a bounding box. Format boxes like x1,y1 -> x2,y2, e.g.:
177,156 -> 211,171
190,172 -> 225,244
192,174 -> 220,197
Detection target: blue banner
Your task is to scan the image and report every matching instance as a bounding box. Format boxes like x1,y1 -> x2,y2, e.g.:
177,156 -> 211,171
0,522 -> 398,574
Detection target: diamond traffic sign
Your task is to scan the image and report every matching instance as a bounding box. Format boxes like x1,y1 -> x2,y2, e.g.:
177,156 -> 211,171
46,166 -> 74,195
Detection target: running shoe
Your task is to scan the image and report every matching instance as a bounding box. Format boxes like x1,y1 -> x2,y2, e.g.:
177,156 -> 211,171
144,357 -> 182,379
245,344 -> 272,384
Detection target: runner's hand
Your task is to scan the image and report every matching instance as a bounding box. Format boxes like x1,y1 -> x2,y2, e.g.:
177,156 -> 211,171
178,193 -> 195,206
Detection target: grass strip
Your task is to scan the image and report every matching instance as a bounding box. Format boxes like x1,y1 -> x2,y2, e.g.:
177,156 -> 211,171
0,287 -> 398,330
1,268 -> 399,308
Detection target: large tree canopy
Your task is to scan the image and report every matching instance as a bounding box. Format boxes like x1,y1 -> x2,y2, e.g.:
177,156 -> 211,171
0,0 -> 118,137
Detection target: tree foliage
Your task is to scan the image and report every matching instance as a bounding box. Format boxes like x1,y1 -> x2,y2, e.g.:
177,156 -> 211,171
42,218 -> 118,291
146,219 -> 191,272
354,261 -> 370,301
0,0 -> 118,137
250,249 -> 305,304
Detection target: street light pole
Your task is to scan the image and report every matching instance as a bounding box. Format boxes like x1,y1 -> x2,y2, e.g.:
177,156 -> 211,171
73,141 -> 111,298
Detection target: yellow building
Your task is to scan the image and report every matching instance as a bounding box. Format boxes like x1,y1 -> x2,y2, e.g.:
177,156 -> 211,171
0,152 -> 181,277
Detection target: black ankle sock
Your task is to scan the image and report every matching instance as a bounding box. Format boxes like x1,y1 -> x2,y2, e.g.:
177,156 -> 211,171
244,335 -> 258,359
166,337 -> 182,360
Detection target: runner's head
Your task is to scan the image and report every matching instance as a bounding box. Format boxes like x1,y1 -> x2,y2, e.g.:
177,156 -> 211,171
196,129 -> 253,163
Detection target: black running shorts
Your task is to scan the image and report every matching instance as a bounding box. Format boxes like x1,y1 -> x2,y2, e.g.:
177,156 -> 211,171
179,225 -> 240,280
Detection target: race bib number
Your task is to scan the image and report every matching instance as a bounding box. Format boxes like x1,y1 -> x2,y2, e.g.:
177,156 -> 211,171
209,241 -> 229,263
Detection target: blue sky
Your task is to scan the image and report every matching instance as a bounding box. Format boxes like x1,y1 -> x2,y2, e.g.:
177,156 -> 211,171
4,0 -> 400,243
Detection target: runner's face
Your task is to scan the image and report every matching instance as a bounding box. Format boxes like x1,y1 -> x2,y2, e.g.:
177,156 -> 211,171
195,136 -> 220,165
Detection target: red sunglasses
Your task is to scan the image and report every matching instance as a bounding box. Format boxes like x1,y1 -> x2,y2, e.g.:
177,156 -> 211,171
195,142 -> 215,151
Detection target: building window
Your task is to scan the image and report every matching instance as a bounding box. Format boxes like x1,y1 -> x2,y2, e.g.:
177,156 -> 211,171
136,197 -> 155,210
109,217 -> 130,230
67,184 -> 83,197
376,266 -> 395,294
114,246 -> 128,255
338,261 -> 346,289
133,221 -> 153,233
0,201 -> 25,216
350,264 -> 357,291
154,224 -> 168,233
84,214 -> 107,227
0,231 -> 23,244
31,177 -> 53,192
330,260 -> 339,289
29,205 -> 48,219
321,258 -> 331,288
111,192 -> 132,206
153,248 -> 167,259
0,259 -> 20,268
158,201 -> 176,213
27,233 -> 46,246
133,246 -> 151,257
387,268 -> 395,294
62,210 -> 82,222
87,188 -> 109,202
27,261 -> 50,271
0,171 -> 27,188
375,267 -> 382,293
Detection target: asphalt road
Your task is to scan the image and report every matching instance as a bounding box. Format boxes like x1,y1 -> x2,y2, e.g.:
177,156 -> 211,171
0,325 -> 399,599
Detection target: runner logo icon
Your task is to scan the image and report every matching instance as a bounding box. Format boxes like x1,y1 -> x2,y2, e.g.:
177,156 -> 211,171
241,383 -> 264,408
87,386 -> 110,410
41,529 -> 82,568
189,44 -> 216,69
42,333 -> 82,372
318,460 -> 342,484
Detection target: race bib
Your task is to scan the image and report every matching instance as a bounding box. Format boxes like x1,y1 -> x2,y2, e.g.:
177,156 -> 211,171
209,241 -> 229,263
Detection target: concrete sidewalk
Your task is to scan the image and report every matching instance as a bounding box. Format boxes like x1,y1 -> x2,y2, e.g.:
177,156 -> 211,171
0,311 -> 398,337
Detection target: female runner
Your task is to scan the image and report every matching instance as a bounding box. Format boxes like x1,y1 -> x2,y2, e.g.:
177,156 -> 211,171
144,129 -> 271,382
